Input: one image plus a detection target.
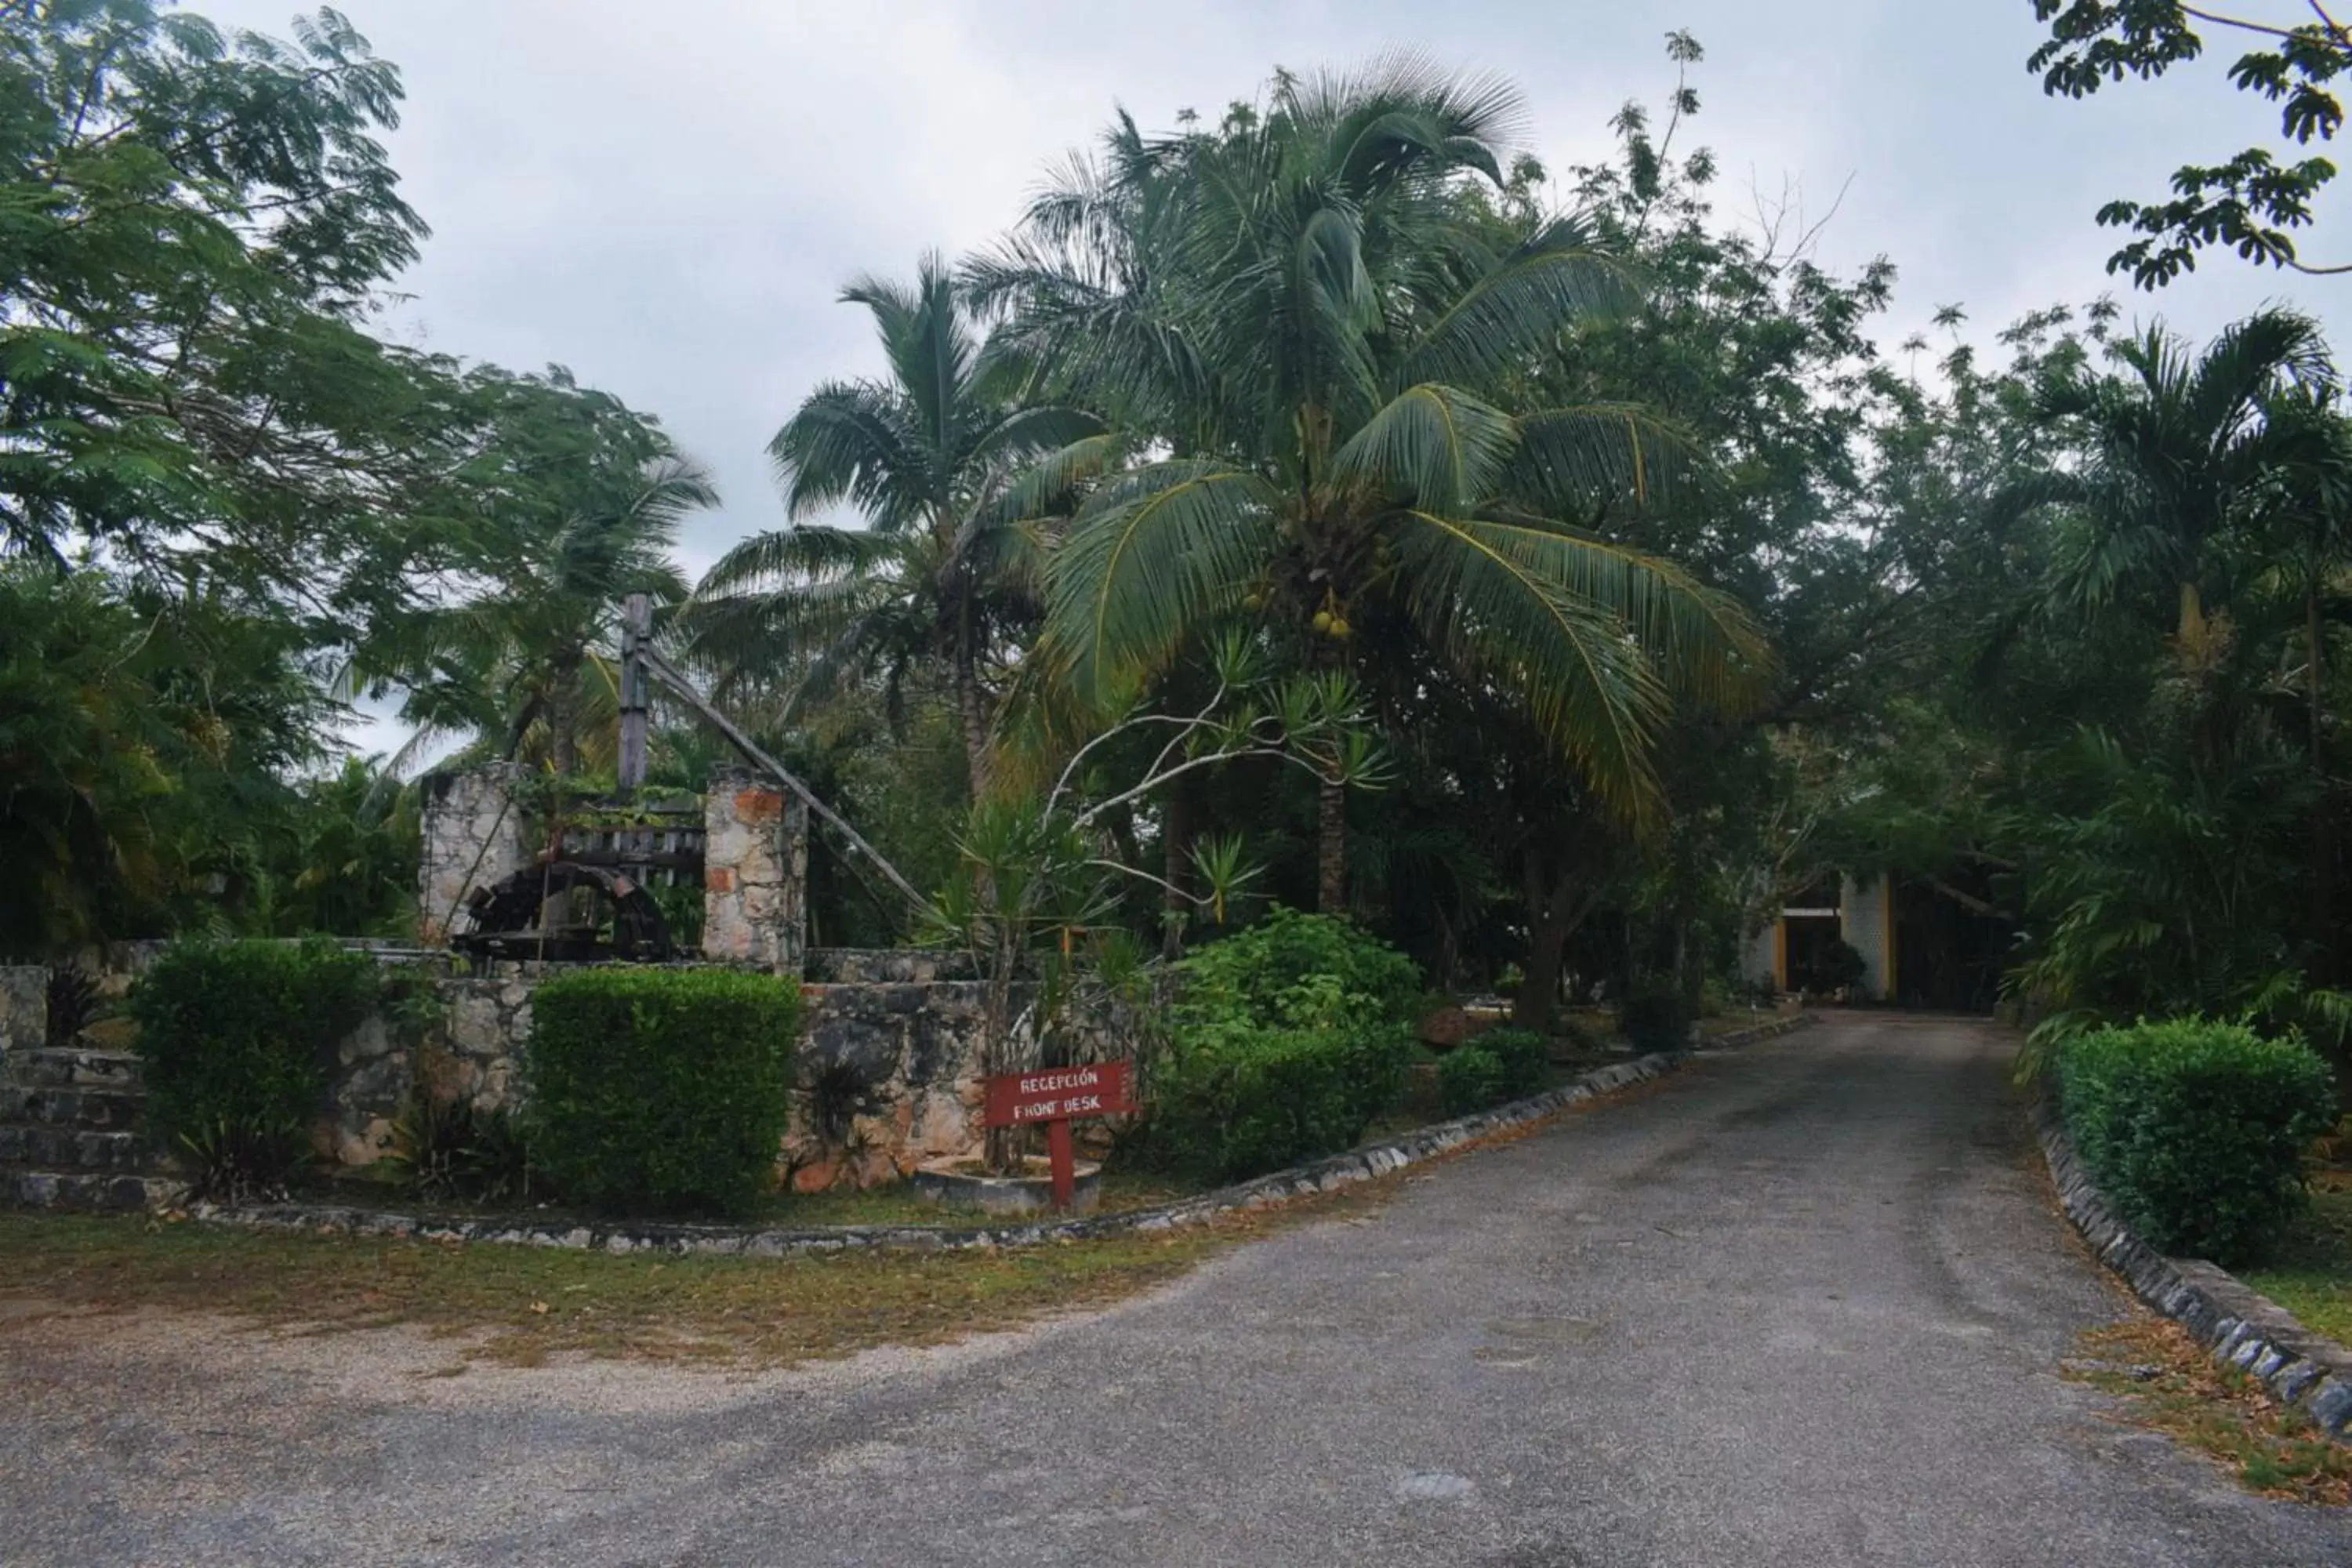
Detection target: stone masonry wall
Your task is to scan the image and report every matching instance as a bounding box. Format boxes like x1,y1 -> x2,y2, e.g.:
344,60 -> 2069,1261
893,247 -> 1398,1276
0,967 -> 45,1063
417,764 -> 531,946
702,766 -> 808,974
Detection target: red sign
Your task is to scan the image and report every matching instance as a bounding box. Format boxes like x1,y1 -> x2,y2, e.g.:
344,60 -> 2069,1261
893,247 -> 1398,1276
985,1062 -> 1137,1129
982,1062 -> 1137,1214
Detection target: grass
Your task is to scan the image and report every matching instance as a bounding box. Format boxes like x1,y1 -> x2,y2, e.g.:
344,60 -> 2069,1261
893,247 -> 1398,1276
311,1167 -> 1202,1232
2243,1178 -> 2352,1346
2065,1316 -> 2352,1504
0,1181 -> 1384,1370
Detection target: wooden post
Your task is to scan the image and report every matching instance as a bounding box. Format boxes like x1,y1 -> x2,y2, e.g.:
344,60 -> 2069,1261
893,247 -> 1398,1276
1046,1118 -> 1077,1211
618,592 -> 651,797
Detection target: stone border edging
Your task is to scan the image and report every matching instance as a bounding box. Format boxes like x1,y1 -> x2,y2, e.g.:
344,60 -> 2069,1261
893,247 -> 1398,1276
178,1013 -> 1818,1258
2031,1098 -> 2352,1439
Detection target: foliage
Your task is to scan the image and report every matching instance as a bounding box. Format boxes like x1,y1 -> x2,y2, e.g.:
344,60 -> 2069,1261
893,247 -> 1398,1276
1617,983 -> 1692,1054
2030,2 -> 2352,286
2056,1018 -> 2336,1265
127,938 -> 376,1200
971,57 -> 1769,918
1146,1020 -> 1416,1181
1475,1026 -> 1552,1100
385,1094 -> 536,1207
686,256 -> 1102,794
1171,906 -> 1423,1040
524,968 -> 800,1217
1436,1044 -> 1509,1116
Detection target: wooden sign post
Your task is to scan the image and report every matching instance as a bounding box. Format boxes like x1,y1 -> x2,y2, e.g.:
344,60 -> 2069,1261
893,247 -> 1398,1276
982,1062 -> 1138,1210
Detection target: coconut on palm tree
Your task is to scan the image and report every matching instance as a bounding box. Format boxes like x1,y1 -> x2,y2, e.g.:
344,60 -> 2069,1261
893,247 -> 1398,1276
686,256 -> 1104,797
972,58 -> 1769,910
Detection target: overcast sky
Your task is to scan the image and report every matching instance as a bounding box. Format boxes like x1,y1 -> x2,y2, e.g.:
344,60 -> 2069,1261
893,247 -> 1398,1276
181,1 -> 2349,755
185,0 -> 2345,565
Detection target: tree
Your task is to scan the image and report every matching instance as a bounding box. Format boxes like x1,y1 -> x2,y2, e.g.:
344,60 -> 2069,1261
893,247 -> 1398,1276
1997,309 -> 2332,668
0,2 -> 475,641
365,369 -> 713,776
2030,2 -> 2352,286
975,60 -> 1767,913
688,256 -> 1102,797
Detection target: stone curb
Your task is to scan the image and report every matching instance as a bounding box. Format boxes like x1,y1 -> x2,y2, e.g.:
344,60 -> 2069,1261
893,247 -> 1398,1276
174,1013 -> 1819,1258
2031,1098 -> 2352,1440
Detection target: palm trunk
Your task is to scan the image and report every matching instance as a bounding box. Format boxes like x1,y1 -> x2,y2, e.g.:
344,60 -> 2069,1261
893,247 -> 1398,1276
953,640 -> 991,800
2313,579 -> 2335,981
1316,775 -> 1346,915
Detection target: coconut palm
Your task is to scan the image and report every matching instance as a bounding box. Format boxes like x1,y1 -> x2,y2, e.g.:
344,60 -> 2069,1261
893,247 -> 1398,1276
380,454 -> 710,777
686,256 -> 1105,797
970,58 -> 1769,909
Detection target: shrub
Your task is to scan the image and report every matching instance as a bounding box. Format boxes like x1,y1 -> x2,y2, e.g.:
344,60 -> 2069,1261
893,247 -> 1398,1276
1143,909 -> 1423,1182
1477,1027 -> 1551,1100
1148,1019 -> 1417,1182
1617,983 -> 1691,1055
2056,1018 -> 2334,1265
1438,1045 -> 1508,1116
128,938 -> 376,1200
387,1094 -> 536,1207
524,967 -> 800,1216
1173,906 -> 1421,1036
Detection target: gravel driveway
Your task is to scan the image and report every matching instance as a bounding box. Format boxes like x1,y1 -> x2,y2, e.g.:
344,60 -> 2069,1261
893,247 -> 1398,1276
4,1012 -> 2347,1566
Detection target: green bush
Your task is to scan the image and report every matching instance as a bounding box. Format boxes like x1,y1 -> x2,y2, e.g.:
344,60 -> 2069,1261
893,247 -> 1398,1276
128,938 -> 376,1200
1617,983 -> 1691,1054
1173,906 -> 1421,1036
524,967 -> 800,1216
1438,1045 -> 1507,1116
1143,909 -> 1423,1182
2056,1018 -> 2334,1265
1477,1027 -> 1551,1100
1148,1019 -> 1416,1182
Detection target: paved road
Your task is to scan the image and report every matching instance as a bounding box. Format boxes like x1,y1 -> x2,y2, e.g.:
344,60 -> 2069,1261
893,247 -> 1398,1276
5,1014 -> 2349,1566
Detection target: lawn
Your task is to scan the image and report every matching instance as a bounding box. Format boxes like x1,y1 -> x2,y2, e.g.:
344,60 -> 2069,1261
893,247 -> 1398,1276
2243,1180 -> 2352,1347
0,1189 -> 1367,1370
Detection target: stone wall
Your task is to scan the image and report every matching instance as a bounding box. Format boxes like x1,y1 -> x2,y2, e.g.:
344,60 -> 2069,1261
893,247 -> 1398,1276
0,967 -> 45,1061
701,767 -> 809,974
306,959 -> 1108,1190
417,764 -> 531,946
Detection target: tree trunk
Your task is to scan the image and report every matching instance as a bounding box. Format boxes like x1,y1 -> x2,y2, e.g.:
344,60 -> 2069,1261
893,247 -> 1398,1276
982,935 -> 1023,1174
1517,907 -> 1570,1034
953,642 -> 991,801
1316,775 -> 1347,915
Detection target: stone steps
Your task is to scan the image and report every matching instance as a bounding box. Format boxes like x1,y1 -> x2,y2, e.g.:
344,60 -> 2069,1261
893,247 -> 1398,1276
0,1124 -> 156,1172
5,1086 -> 145,1131
2,1048 -> 145,1091
4,1171 -> 180,1213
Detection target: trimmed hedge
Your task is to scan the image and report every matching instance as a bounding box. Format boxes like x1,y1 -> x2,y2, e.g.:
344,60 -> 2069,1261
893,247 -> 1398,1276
1437,1045 -> 1507,1116
1478,1027 -> 1551,1100
2055,1018 -> 2334,1266
1150,1020 -> 1417,1182
524,967 -> 800,1217
128,938 -> 376,1196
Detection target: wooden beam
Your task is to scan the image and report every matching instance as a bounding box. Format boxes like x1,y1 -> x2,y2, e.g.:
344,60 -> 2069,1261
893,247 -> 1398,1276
617,592 -> 651,797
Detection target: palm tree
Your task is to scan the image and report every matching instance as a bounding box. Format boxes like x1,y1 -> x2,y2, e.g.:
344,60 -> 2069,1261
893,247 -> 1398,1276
686,256 -> 1104,797
971,59 -> 1768,910
2009,309 -> 2333,661
379,455 -> 711,777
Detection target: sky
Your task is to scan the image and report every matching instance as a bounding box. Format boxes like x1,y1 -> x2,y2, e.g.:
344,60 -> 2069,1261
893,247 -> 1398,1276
181,0 -> 2350,751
